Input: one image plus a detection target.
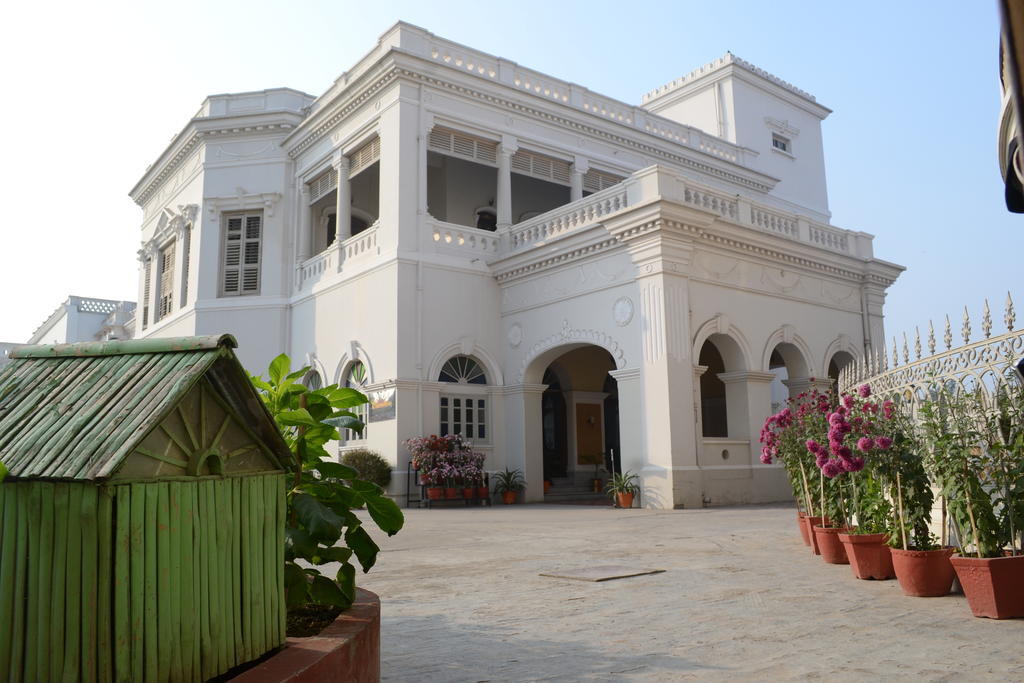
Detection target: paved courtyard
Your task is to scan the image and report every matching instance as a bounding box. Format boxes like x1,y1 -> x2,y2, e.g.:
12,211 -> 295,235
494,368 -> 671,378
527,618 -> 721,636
357,503 -> 1023,681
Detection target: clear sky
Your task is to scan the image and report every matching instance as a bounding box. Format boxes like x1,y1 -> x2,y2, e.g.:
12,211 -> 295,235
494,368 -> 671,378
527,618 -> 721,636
0,1 -> 1015,350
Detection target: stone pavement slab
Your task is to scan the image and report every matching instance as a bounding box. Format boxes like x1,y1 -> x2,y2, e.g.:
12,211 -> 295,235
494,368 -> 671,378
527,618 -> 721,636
352,504 -> 1023,681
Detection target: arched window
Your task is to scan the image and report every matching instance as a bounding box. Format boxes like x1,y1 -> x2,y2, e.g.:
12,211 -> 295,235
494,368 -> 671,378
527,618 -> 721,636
342,360 -> 369,442
438,355 -> 488,440
438,355 -> 487,384
303,369 -> 323,391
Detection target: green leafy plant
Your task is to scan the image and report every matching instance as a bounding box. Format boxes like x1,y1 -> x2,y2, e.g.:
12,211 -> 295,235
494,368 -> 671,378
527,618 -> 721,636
492,468 -> 525,493
605,470 -> 640,497
340,448 -> 392,490
250,354 -> 404,610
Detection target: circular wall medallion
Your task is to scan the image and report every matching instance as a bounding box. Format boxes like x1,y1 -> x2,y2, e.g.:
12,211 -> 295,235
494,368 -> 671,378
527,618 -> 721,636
613,297 -> 634,327
507,323 -> 523,348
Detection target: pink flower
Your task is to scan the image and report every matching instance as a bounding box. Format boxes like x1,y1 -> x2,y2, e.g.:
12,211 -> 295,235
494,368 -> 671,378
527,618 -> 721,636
842,456 -> 865,472
858,384 -> 871,398
856,437 -> 874,452
760,450 -> 773,465
806,439 -> 822,453
836,446 -> 853,460
821,460 -> 843,478
815,452 -> 829,467
883,400 -> 895,420
842,394 -> 855,409
875,436 -> 893,450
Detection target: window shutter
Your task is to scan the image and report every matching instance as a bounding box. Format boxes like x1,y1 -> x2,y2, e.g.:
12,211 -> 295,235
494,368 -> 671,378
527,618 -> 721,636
309,168 -> 338,203
142,258 -> 152,328
180,227 -> 190,307
349,137 -> 380,176
427,127 -> 498,166
222,213 -> 261,295
511,149 -> 571,186
158,240 -> 175,320
583,169 -> 624,194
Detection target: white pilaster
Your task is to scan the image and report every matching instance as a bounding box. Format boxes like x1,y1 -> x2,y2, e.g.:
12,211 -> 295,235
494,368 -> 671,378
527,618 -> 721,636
501,383 -> 546,502
173,222 -> 189,310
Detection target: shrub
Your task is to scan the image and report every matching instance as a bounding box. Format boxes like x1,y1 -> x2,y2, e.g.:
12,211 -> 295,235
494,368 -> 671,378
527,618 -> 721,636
341,448 -> 392,490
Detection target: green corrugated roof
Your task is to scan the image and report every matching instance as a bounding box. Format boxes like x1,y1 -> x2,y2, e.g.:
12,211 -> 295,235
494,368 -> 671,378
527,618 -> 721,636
0,334 -> 291,481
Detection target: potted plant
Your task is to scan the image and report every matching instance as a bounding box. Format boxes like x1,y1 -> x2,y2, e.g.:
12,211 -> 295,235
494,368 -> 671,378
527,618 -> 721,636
761,386 -> 833,551
606,470 -> 640,508
880,394 -> 951,597
578,452 -> 604,492
928,384 -> 1024,618
493,468 -> 525,504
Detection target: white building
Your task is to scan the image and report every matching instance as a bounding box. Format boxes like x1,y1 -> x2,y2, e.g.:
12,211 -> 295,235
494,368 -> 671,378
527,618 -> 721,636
129,22 -> 903,508
0,296 -> 136,369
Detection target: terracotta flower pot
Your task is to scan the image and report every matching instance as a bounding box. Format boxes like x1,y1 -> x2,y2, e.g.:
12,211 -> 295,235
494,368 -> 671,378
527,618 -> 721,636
616,492 -> 634,508
797,511 -> 811,546
501,491 -> 517,505
462,487 -> 475,499
950,554 -> 1024,619
803,516 -> 825,555
543,480 -> 552,494
890,547 -> 955,597
838,532 -> 894,580
476,486 -> 489,500
813,526 -> 850,564
426,487 -> 444,500
591,478 -> 603,493
444,487 -> 459,499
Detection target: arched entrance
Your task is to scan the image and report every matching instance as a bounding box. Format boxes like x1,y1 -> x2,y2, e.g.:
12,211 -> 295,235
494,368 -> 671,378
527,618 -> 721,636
827,350 -> 856,388
535,345 -> 620,498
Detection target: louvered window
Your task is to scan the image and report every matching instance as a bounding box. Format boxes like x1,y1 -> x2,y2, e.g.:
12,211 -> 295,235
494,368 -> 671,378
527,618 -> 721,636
222,213 -> 262,296
583,169 -> 624,194
511,149 -> 572,186
180,227 -> 191,308
427,127 -> 498,166
142,258 -> 152,329
309,168 -> 338,203
342,361 -> 368,442
349,137 -> 381,176
157,240 -> 175,320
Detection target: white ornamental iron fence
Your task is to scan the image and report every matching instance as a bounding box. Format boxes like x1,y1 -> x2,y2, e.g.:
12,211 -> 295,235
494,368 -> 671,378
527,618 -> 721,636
839,293 -> 1024,408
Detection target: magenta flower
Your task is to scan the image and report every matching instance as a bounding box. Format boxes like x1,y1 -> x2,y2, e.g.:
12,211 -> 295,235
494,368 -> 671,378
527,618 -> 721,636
856,437 -> 874,452
858,384 -> 871,398
842,456 -> 865,472
760,450 -> 773,464
875,436 -> 893,450
836,446 -> 853,460
841,394 -> 855,409
821,460 -> 843,478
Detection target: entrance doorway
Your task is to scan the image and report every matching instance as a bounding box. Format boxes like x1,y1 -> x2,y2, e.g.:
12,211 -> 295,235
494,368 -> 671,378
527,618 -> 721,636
538,346 -> 620,496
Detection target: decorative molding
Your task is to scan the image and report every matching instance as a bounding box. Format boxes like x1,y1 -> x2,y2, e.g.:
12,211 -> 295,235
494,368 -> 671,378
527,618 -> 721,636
764,117 -> 800,138
517,318 -> 626,382
612,297 -> 634,327
643,52 -> 818,105
204,191 -> 282,218
507,323 -> 523,348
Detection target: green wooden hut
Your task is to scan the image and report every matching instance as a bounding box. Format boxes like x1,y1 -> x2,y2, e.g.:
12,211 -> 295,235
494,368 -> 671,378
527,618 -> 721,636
0,334 -> 291,682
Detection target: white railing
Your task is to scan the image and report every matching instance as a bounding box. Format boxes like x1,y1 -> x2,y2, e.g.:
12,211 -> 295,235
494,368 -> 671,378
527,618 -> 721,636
345,221 -> 379,260
808,223 -> 850,253
417,29 -> 751,166
429,221 -> 501,255
297,247 -> 338,288
507,186 -> 629,252
751,206 -> 798,239
681,183 -> 738,220
840,294 -> 1023,405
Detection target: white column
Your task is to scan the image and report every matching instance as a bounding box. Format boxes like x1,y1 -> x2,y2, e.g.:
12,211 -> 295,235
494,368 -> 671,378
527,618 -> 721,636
570,157 -> 588,202
782,377 -> 834,399
297,183 -> 311,263
719,371 -> 776,464
496,137 -> 517,229
501,383 -> 546,502
609,366 -> 643,481
333,155 -> 351,242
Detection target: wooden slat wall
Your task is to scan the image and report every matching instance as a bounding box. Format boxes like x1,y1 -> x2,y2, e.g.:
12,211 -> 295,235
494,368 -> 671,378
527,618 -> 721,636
0,474 -> 286,682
